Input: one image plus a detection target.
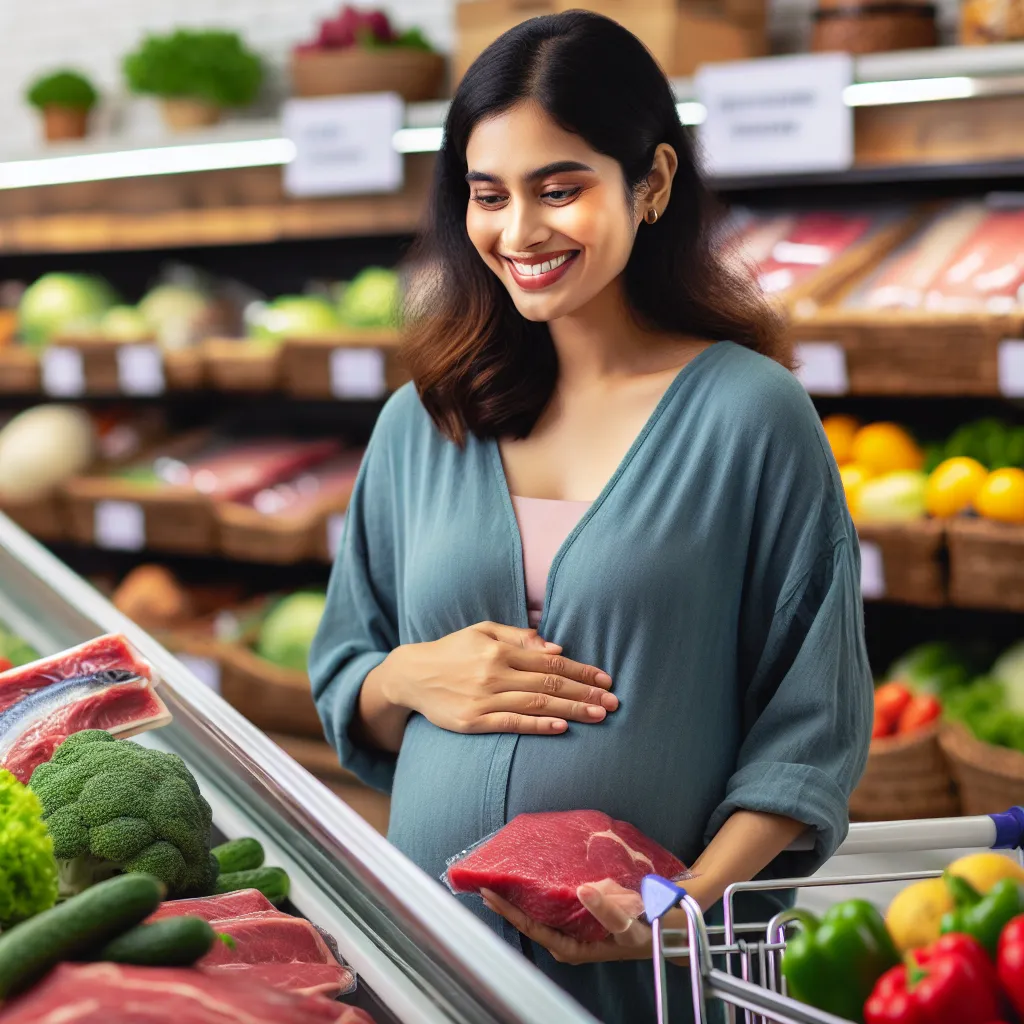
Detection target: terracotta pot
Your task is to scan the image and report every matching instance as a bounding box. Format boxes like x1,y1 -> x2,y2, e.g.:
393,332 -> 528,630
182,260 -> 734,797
290,48 -> 447,102
161,98 -> 223,132
42,105 -> 89,142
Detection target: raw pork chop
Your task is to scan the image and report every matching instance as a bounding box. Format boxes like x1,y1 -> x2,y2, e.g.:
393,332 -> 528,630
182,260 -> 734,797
446,810 -> 686,942
148,888 -> 276,922
0,963 -> 375,1024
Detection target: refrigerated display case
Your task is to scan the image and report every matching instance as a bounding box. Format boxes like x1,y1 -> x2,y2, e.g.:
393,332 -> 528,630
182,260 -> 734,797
0,512 -> 598,1024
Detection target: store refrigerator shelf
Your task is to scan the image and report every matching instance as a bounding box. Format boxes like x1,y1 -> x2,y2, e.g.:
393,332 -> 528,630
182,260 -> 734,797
0,512 -> 601,1024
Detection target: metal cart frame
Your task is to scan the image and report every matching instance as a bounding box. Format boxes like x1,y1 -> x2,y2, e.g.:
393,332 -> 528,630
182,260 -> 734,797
642,808 -> 1024,1024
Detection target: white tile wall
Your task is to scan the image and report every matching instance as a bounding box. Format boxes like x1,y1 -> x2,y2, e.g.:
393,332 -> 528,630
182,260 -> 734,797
0,0 -> 454,156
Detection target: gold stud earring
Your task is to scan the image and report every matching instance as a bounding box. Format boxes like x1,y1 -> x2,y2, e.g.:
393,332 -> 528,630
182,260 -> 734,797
645,208 -> 659,225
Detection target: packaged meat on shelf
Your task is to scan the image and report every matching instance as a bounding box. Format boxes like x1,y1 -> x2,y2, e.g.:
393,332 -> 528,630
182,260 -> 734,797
0,513 -> 598,1024
786,198 -> 1024,396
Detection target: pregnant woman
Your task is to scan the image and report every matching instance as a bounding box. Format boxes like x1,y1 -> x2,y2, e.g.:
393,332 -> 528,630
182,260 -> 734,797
311,11 -> 872,1022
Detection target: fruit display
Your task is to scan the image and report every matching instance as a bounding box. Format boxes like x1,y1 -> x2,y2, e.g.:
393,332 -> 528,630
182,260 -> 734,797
295,5 -> 434,55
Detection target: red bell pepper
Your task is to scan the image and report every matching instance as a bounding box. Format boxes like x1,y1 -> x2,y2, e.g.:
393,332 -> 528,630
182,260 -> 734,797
997,913 -> 1024,1018
865,933 -> 1003,1024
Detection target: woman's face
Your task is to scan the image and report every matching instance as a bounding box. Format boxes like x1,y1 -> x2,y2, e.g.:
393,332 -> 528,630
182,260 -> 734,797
464,101 -> 641,323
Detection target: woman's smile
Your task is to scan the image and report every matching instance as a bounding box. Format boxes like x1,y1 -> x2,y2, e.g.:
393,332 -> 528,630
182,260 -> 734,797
502,249 -> 581,290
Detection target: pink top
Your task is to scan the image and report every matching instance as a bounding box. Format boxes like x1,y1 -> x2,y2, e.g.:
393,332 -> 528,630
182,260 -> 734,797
511,496 -> 591,628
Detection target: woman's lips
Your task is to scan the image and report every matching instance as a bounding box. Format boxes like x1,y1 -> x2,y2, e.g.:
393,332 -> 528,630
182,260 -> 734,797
503,251 -> 580,291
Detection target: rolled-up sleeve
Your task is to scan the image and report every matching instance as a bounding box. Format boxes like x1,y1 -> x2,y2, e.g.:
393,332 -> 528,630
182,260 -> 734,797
309,421 -> 400,794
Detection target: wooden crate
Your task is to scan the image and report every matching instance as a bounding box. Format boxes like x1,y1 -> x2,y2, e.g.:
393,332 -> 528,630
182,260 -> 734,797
857,520 -> 946,607
0,493 -> 68,542
44,338 -> 204,395
280,331 -> 407,400
201,339 -> 282,392
947,518 -> 1024,612
0,348 -> 40,393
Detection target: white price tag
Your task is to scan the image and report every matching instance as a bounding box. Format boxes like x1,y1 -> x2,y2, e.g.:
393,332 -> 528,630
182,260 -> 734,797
998,339 -> 1024,397
41,346 -> 85,397
327,513 -> 347,557
859,540 -> 886,600
696,53 -> 854,177
330,348 -> 386,399
283,93 -> 404,198
176,654 -> 221,695
94,500 -> 145,552
116,344 -> 165,396
795,342 -> 849,395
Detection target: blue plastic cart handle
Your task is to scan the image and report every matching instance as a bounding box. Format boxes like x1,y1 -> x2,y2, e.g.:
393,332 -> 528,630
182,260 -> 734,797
642,874 -> 688,922
990,807 -> 1024,849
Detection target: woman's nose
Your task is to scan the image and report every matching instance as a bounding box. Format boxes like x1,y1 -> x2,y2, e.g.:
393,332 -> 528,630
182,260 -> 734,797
502,200 -> 548,254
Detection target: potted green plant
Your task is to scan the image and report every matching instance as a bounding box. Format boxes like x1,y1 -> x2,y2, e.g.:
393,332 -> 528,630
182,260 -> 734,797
123,29 -> 263,132
25,70 -> 99,142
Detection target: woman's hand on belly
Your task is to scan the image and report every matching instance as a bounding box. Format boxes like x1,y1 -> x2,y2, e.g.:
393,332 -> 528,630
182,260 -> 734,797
379,621 -> 617,736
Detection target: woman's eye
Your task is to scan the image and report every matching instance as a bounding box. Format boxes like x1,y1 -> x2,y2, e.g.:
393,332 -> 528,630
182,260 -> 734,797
543,187 -> 581,202
472,194 -> 507,207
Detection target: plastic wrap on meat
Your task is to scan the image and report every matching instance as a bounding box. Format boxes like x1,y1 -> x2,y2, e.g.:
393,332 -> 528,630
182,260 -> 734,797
446,809 -> 686,942
148,889 -> 276,922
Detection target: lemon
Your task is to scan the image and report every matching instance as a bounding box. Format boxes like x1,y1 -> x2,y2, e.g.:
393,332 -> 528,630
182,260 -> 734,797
925,457 -> 988,518
851,423 -> 924,476
839,464 -> 873,518
975,468 -> 1024,524
885,877 -> 953,952
822,415 -> 861,465
949,851 -> 1024,892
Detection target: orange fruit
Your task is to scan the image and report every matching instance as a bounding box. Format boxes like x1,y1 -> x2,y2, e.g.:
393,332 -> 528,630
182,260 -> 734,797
975,468 -> 1024,524
851,423 -> 924,476
925,457 -> 988,518
839,463 -> 873,518
822,415 -> 861,465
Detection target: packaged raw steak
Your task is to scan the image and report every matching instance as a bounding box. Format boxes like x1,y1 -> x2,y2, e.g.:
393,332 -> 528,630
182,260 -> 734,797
246,450 -> 364,517
0,634 -> 170,782
0,963 -> 375,1024
445,810 -> 687,942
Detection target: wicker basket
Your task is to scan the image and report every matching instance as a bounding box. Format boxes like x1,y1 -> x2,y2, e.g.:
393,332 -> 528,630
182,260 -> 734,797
0,348 -> 40,394
941,724 -> 1024,815
280,331 -> 407,400
857,520 -> 946,606
0,493 -> 68,542
849,723 -> 960,821
947,518 -> 1024,611
201,339 -> 281,392
219,644 -> 322,738
216,503 -> 320,564
291,48 -> 447,102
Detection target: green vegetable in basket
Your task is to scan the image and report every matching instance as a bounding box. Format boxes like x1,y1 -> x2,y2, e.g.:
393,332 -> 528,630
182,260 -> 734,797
780,899 -> 900,1023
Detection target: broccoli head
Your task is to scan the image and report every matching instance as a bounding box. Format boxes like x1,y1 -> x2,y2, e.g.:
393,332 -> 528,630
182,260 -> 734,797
29,730 -> 217,899
0,768 -> 59,929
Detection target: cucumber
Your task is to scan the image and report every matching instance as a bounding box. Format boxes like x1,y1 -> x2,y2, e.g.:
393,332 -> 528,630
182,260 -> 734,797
211,837 -> 264,875
0,873 -> 163,1000
214,866 -> 290,906
98,916 -> 215,967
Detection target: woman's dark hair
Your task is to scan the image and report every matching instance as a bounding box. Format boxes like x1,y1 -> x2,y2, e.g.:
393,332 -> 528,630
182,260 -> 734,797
404,10 -> 788,444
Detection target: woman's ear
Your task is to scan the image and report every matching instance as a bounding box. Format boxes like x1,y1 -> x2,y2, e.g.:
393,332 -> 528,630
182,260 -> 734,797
641,143 -> 679,223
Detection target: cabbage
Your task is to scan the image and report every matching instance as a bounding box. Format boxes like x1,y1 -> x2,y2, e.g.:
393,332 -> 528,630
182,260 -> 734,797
338,267 -> 400,328
101,306 -> 151,342
255,591 -> 327,671
19,273 -> 116,346
248,296 -> 340,344
992,642 -> 1024,714
139,284 -> 211,350
856,471 -> 928,523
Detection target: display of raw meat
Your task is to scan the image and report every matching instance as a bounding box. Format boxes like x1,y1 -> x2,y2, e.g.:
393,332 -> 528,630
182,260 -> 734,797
0,963 -> 374,1024
148,888 -> 276,922
201,911 -> 339,967
204,962 -> 355,999
446,810 -> 686,942
0,634 -> 170,783
247,450 -> 363,517
154,438 -> 343,503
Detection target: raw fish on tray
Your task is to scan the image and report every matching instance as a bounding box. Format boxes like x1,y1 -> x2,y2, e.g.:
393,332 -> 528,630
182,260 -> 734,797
0,634 -> 170,782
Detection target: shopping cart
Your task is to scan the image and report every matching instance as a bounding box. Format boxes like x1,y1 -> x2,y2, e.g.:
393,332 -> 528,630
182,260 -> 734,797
642,807 -> 1024,1024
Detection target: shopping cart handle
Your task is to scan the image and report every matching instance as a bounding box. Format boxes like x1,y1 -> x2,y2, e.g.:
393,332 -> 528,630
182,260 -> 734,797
642,875 -> 687,922
991,807 -> 1024,849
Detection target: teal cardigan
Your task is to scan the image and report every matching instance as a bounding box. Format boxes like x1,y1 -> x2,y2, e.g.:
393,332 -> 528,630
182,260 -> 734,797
310,341 -> 873,1024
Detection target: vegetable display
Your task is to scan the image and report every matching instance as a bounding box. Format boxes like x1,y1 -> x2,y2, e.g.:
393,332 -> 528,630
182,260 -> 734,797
780,900 -> 900,1022
214,866 -> 290,906
97,915 -> 216,967
0,769 -> 58,930
998,915 -> 1024,1018
941,875 -> 1024,957
28,729 -> 217,898
296,5 -> 435,54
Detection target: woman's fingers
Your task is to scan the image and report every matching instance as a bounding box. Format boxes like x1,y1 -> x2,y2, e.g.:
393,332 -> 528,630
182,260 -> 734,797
508,648 -> 614,692
471,712 -> 570,735
577,883 -> 648,946
481,890 -> 590,963
515,672 -> 619,711
472,621 -> 560,651
487,689 -> 611,724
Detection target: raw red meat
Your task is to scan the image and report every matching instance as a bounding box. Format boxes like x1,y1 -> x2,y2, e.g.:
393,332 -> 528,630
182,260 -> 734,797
201,911 -> 337,966
148,888 -> 276,922
204,962 -> 355,999
0,634 -> 153,714
446,810 -> 686,942
2,678 -> 170,783
248,450 -> 363,517
0,963 -> 373,1024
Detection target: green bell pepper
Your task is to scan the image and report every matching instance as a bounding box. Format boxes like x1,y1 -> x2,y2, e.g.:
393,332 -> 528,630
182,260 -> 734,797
781,899 -> 900,1023
940,873 -> 1024,956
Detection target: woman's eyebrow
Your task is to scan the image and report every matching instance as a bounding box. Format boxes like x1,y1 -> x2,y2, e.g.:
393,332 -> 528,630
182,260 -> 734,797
465,160 -> 595,185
